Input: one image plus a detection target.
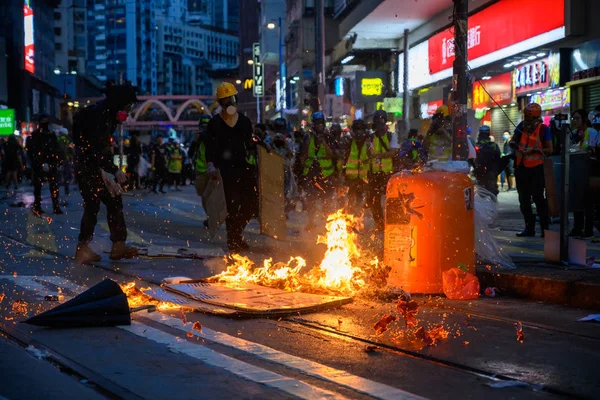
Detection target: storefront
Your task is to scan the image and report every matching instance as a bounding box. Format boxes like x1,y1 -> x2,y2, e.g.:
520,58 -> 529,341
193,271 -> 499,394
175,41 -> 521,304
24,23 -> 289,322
472,72 -> 516,141
567,39 -> 600,112
528,88 -> 571,126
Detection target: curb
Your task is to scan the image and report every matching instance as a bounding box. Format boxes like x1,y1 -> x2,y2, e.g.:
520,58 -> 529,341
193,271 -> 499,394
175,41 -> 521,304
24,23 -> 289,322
476,268 -> 600,310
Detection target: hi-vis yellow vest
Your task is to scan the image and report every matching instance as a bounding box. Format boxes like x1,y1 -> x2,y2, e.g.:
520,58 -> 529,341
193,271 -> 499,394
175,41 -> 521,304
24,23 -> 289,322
194,142 -> 207,173
303,136 -> 334,178
371,135 -> 393,173
345,140 -> 369,181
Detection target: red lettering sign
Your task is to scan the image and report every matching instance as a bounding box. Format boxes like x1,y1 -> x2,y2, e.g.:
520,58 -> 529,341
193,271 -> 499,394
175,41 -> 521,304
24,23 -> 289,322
428,0 -> 564,74
472,72 -> 513,109
514,58 -> 549,95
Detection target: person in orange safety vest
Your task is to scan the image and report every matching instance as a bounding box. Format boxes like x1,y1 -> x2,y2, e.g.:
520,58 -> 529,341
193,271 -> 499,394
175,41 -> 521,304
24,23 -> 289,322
509,102 -> 553,238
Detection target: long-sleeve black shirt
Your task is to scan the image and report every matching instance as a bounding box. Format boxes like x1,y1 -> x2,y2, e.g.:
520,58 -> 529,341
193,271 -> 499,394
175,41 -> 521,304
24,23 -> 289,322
205,114 -> 255,170
26,129 -> 61,172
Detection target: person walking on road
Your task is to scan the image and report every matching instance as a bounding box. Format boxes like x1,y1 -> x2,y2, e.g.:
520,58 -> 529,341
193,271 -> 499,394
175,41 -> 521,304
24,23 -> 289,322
300,111 -> 336,231
26,115 -> 63,215
167,138 -> 183,191
367,110 -> 398,232
205,82 -> 258,252
510,102 -> 553,238
474,125 -> 501,195
72,81 -> 139,263
151,135 -> 169,194
189,114 -> 212,228
3,134 -> 22,192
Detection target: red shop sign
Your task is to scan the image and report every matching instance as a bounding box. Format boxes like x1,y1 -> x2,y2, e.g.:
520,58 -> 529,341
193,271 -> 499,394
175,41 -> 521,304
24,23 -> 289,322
514,58 -> 549,95
428,0 -> 564,74
426,100 -> 443,116
472,72 -> 513,109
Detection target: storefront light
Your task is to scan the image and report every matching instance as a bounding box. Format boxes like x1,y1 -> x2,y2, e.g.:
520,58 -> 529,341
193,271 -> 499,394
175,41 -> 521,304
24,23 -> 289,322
341,55 -> 355,64
518,58 -> 528,64
526,93 -> 532,97
503,63 -> 512,69
536,52 -> 546,57
510,61 -> 519,66
510,103 -> 516,106
481,76 -> 491,80
527,55 -> 537,61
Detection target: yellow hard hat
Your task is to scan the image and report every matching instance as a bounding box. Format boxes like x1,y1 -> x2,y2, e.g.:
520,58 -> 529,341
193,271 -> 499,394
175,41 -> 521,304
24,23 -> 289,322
435,105 -> 450,117
216,82 -> 238,100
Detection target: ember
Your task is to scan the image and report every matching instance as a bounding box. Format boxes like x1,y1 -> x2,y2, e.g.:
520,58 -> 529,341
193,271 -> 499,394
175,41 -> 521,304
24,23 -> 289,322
414,325 -> 450,346
192,321 -> 202,332
397,299 -> 419,328
12,300 -> 28,315
0,293 -> 5,303
514,321 -> 525,343
208,210 -> 388,295
119,282 -> 180,311
373,314 -> 397,335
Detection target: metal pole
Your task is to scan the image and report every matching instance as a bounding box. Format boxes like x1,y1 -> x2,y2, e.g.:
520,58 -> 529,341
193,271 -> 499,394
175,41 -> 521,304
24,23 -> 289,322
402,29 -> 410,136
256,96 -> 260,123
279,17 -> 284,112
559,123 -> 570,263
315,0 -> 325,110
452,0 -> 468,160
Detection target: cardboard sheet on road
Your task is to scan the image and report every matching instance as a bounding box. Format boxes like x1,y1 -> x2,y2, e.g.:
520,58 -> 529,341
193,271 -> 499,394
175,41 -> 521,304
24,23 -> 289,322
162,282 -> 352,316
137,246 -> 225,258
258,146 -> 286,241
144,288 -> 238,316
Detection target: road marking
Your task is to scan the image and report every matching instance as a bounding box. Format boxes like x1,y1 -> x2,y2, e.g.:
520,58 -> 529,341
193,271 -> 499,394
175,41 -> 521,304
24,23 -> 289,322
121,322 -> 346,400
144,313 -> 428,400
168,206 -> 206,223
98,222 -> 147,245
5,276 -> 428,400
0,275 -> 71,298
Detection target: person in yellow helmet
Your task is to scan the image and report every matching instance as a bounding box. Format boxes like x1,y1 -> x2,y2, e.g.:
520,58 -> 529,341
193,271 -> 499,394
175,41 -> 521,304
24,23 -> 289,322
205,82 -> 259,252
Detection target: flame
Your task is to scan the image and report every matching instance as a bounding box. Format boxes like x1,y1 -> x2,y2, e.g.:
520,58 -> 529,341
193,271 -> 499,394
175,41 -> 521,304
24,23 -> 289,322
120,282 -> 180,311
208,210 -> 388,296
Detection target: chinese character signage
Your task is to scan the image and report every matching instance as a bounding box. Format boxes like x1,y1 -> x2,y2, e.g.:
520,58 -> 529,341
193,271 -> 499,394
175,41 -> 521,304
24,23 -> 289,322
472,72 -> 513,109
514,58 -> 549,95
252,43 -> 263,97
24,1 -> 34,74
428,0 -> 565,74
355,71 -> 387,103
420,100 -> 444,119
0,109 -> 15,136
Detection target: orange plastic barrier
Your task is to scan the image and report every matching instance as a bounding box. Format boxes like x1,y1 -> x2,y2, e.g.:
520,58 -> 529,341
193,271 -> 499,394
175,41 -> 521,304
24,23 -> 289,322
383,171 -> 475,293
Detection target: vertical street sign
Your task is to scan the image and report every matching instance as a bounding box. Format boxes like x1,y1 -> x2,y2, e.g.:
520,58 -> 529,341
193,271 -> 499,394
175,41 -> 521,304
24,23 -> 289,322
253,43 -> 264,98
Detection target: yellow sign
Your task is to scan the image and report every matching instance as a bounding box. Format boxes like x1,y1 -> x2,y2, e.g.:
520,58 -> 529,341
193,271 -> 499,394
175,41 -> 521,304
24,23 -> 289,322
361,78 -> 383,96
376,102 -> 384,110
244,79 -> 254,90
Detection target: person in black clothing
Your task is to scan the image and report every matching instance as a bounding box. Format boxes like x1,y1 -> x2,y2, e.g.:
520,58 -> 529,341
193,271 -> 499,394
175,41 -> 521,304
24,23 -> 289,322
3,134 -> 22,191
474,125 -> 501,195
205,82 -> 258,252
151,135 -> 169,193
501,130 -> 515,191
26,115 -> 63,215
72,81 -> 139,263
127,133 -> 142,190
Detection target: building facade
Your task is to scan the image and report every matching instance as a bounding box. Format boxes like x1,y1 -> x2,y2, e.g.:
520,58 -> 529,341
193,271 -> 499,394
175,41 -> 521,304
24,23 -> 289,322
54,0 -> 87,74
86,0 -> 157,94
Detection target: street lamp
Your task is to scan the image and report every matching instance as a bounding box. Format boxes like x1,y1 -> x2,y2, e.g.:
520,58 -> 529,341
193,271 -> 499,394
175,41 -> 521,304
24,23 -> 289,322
235,79 -> 242,84
267,18 -> 285,112
247,59 -> 254,65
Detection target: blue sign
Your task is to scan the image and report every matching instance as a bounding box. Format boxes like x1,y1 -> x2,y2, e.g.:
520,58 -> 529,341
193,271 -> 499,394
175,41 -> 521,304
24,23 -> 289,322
334,77 -> 344,96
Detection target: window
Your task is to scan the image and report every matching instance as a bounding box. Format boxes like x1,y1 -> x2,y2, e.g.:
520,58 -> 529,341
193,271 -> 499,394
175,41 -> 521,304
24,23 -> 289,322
54,27 -> 62,36
54,12 -> 61,21
55,42 -> 62,51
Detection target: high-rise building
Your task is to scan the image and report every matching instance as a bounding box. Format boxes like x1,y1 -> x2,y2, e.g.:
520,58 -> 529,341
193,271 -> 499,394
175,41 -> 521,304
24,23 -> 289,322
54,0 -> 87,74
86,0 -> 157,94
237,0 -> 259,121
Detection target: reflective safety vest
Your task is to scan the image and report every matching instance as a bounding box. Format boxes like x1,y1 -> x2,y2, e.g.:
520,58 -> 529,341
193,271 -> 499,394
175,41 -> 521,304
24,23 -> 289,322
303,136 -> 334,178
168,148 -> 183,173
345,140 -> 369,181
371,135 -> 393,173
516,123 -> 545,168
580,128 -> 597,152
428,134 -> 452,161
194,142 -> 207,173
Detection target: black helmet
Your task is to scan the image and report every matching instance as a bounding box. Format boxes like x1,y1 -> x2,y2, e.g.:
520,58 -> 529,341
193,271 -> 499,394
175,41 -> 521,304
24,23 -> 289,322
352,119 -> 366,130
372,109 -> 387,122
105,81 -> 138,110
274,117 -> 286,130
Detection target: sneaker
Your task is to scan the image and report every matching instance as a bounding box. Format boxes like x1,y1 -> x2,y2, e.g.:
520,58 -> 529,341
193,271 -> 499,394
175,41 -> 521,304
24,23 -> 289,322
516,230 -> 535,237
74,244 -> 102,264
109,242 -> 138,260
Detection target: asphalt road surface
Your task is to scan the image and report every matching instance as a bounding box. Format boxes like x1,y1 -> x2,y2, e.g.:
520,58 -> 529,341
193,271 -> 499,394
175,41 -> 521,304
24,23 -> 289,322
0,185 -> 598,400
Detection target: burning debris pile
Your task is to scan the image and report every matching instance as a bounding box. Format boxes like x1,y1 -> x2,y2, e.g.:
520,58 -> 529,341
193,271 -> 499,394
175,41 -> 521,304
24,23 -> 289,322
206,210 -> 390,296
120,282 -> 180,311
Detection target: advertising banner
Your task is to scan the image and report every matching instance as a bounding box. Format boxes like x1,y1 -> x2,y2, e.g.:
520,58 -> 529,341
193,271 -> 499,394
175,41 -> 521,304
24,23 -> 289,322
252,43 -> 264,97
24,2 -> 34,74
0,109 -> 15,135
472,72 -> 513,109
355,71 -> 387,104
428,0 -> 565,74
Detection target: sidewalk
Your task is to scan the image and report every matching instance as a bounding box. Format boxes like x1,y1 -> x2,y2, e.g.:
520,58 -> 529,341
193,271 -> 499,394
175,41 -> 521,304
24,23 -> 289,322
1,185 -> 599,310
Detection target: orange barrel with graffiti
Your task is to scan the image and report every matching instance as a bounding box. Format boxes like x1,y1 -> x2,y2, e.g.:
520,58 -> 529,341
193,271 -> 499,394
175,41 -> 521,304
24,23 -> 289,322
384,171 -> 475,293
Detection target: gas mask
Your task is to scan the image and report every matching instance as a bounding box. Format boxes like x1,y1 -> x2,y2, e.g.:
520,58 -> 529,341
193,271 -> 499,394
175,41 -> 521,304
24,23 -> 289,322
220,96 -> 237,116
523,118 -> 539,133
313,122 -> 325,136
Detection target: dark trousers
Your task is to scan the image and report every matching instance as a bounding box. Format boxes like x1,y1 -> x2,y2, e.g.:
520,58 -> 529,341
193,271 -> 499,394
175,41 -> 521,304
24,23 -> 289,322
515,164 -> 548,232
152,168 -> 167,191
573,187 -> 595,234
77,172 -> 127,244
33,171 -> 59,210
169,172 -> 181,187
221,167 -> 257,248
367,172 -> 390,228
347,179 -> 368,212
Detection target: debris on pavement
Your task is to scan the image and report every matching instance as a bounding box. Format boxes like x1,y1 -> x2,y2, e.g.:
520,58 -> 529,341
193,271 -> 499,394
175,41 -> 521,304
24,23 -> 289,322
364,345 -> 379,353
12,300 -> 29,315
192,321 -> 202,332
414,325 -> 450,346
44,295 -> 65,301
577,314 -> 600,322
484,287 -> 499,297
373,314 -> 397,335
488,380 -> 543,390
25,345 -> 49,360
442,268 -> 480,300
397,298 -> 419,328
514,321 -> 525,343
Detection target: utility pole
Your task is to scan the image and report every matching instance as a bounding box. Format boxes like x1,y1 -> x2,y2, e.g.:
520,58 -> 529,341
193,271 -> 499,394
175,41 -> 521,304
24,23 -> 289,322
452,0 -> 468,160
315,0 -> 325,110
402,29 -> 410,135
